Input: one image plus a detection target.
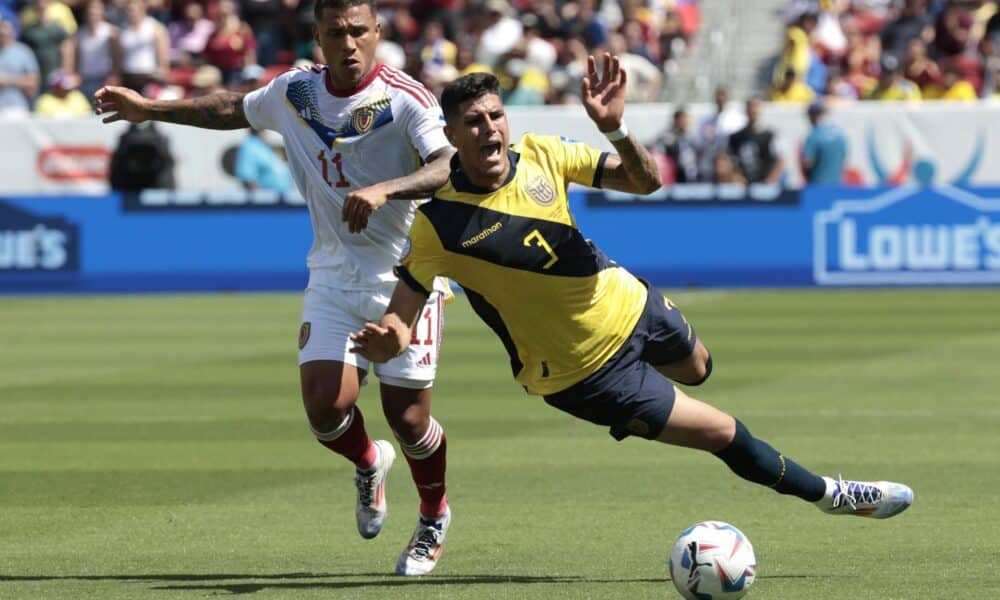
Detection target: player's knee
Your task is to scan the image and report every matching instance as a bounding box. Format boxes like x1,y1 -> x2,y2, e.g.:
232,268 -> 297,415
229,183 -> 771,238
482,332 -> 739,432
386,411 -> 430,444
301,383 -> 355,431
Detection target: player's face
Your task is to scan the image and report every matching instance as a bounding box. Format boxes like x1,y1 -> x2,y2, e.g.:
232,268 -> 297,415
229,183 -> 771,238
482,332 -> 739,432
315,4 -> 380,90
445,92 -> 510,187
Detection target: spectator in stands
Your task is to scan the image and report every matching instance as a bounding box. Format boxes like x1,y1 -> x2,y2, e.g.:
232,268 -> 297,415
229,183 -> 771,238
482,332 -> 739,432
65,0 -> 119,100
561,0 -> 609,49
824,65 -> 860,102
109,120 -> 175,190
476,0 -> 522,68
728,98 -> 784,185
204,0 -> 257,86
18,0 -> 75,38
698,86 -> 746,177
0,15 -> 39,116
903,37 -> 943,92
517,12 -> 557,74
935,0 -> 975,57
880,0 -> 934,60
926,57 -> 979,99
605,32 -> 661,103
802,100 -> 847,185
18,0 -> 70,90
501,57 -> 545,106
418,20 -> 456,83
240,0 -> 285,67
188,63 -> 224,97
235,128 -> 294,193
410,0 -> 462,42
119,0 -> 169,91
34,68 -> 91,116
710,149 -> 747,185
865,53 -> 922,100
657,107 -> 701,184
771,65 -> 816,103
168,1 -> 214,66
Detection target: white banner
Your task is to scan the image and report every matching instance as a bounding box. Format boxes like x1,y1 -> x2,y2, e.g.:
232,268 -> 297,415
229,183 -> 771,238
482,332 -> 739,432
3,101 -> 1000,193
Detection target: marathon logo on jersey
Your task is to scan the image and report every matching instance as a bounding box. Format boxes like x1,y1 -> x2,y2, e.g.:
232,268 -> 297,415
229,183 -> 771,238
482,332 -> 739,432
813,186 -> 1000,285
585,184 -> 800,207
0,200 -> 80,272
121,189 -> 306,212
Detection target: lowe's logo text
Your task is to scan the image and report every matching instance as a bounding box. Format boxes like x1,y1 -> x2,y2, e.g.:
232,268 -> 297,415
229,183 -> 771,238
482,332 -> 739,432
0,201 -> 80,273
814,186 -> 1000,285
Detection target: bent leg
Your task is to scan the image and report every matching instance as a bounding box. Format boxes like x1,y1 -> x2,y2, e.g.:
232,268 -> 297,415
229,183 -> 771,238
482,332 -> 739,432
653,339 -> 712,386
381,383 -> 448,519
300,360 -> 376,469
656,387 -> 826,502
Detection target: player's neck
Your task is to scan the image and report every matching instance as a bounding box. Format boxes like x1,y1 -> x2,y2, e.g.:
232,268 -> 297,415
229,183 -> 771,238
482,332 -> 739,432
326,63 -> 382,96
461,159 -> 511,191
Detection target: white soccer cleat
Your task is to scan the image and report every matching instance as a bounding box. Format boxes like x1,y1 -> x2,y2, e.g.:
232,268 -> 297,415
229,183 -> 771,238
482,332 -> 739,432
355,439 -> 395,539
817,475 -> 913,519
396,506 -> 451,576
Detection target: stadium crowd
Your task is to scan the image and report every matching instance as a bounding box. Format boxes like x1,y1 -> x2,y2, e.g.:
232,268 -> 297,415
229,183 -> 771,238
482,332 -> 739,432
773,0 -> 1000,103
0,0 -> 701,117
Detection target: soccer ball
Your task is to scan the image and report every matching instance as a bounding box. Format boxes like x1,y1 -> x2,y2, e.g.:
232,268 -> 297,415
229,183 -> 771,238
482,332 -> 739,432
668,521 -> 757,600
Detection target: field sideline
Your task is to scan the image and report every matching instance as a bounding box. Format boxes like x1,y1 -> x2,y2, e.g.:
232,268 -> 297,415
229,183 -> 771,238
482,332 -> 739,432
1,289 -> 998,599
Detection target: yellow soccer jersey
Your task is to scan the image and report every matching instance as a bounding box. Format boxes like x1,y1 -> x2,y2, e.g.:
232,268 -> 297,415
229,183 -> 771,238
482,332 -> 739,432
396,133 -> 648,395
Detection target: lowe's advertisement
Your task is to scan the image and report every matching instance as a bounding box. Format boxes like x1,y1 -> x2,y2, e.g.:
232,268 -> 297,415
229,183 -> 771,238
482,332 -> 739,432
2,183 -> 998,293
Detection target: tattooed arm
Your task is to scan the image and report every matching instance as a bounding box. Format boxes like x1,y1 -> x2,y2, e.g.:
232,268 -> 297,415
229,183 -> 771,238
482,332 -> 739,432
341,146 -> 456,233
94,85 -> 250,130
580,53 -> 662,195
599,136 -> 662,195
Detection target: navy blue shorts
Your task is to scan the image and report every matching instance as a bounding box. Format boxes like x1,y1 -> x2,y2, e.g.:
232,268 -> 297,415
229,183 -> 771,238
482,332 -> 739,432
542,283 -> 698,441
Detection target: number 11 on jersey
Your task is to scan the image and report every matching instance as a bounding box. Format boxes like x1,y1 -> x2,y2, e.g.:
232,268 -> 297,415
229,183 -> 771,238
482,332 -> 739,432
317,150 -> 350,188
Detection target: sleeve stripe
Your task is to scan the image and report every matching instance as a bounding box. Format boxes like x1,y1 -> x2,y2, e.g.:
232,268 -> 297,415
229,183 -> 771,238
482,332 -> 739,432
593,151 -> 610,188
386,67 -> 438,106
394,265 -> 432,296
381,67 -> 437,107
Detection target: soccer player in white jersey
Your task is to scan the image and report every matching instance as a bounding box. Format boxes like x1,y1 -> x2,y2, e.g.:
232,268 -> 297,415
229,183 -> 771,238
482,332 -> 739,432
96,0 -> 453,576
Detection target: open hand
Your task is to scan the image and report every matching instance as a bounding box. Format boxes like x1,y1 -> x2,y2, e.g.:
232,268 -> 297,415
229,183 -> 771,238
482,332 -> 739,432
349,322 -> 402,362
581,53 -> 628,133
94,85 -> 152,124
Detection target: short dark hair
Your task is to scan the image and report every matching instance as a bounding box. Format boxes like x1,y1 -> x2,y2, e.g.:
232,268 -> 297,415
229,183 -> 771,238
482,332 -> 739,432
313,0 -> 376,22
441,72 -> 500,119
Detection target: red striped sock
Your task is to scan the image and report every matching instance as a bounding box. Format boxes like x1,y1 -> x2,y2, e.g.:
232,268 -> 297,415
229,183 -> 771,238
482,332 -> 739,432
312,406 -> 377,470
397,417 -> 447,518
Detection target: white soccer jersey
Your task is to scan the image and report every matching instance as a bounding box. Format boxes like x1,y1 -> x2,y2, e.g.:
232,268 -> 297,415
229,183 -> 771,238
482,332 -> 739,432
243,63 -> 450,290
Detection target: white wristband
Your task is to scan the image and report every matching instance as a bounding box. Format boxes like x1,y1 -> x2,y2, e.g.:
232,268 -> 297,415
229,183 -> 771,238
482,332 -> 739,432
603,122 -> 629,142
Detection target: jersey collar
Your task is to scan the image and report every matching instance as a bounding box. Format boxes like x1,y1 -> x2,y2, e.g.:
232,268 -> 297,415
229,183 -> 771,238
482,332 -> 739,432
449,150 -> 520,194
325,62 -> 384,97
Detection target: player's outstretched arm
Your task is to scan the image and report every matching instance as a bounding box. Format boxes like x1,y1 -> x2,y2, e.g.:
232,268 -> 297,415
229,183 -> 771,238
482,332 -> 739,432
94,85 -> 250,130
342,145 -> 456,233
349,281 -> 428,362
581,54 -> 661,195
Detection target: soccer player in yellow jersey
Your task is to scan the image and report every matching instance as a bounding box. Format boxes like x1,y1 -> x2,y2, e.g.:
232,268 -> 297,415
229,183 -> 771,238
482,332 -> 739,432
352,56 -> 914,567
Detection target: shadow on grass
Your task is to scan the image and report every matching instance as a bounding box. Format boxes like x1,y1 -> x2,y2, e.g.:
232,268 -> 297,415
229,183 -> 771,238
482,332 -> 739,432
1,571 -> 823,595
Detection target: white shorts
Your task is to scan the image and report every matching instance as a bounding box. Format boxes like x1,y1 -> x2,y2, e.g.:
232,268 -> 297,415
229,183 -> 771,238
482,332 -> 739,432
297,285 -> 443,389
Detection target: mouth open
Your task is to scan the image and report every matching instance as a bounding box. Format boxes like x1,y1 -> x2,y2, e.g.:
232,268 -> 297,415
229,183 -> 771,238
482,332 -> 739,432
480,142 -> 503,161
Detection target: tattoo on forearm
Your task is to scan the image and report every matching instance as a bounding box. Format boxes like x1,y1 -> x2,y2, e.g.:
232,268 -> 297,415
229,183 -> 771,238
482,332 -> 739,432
604,133 -> 661,193
386,150 -> 454,200
151,92 -> 249,130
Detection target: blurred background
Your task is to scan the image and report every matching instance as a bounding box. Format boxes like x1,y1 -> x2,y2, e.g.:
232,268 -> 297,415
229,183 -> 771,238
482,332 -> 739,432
2,0 -> 999,291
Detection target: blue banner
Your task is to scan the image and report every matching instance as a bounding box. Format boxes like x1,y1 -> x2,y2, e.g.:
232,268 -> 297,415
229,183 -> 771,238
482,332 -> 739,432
2,186 -> 998,294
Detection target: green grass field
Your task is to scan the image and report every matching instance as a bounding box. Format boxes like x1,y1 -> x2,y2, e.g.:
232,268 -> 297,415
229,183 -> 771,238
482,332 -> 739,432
1,289 -> 998,599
